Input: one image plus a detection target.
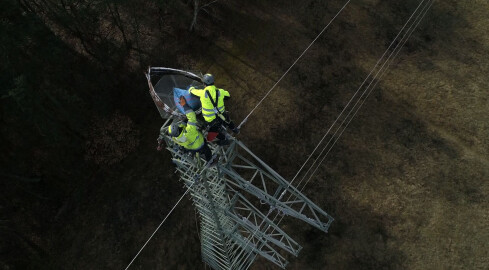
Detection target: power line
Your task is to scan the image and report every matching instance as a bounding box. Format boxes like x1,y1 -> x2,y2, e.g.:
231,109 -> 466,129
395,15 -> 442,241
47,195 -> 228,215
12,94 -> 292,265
139,0 -> 433,268
274,0 -> 434,232
230,1 -> 354,263
237,0 -> 352,130
124,184 -> 193,270
295,0 -> 434,193
137,1 -> 351,264
289,0 -> 431,190
236,0 -> 434,263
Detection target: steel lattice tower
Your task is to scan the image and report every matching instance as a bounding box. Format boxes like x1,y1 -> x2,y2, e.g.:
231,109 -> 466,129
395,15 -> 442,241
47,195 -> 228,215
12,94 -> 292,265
161,116 -> 334,270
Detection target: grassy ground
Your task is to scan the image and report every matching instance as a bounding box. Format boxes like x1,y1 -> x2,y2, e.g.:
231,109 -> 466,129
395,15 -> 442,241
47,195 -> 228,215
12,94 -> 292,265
187,0 -> 489,269
2,0 -> 488,269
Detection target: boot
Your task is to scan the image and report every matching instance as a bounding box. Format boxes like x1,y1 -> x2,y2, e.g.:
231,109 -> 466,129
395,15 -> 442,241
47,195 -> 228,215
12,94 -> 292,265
217,139 -> 231,146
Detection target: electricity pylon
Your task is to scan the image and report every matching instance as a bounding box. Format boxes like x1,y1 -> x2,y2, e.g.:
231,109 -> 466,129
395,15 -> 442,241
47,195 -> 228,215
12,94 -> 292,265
160,117 -> 334,270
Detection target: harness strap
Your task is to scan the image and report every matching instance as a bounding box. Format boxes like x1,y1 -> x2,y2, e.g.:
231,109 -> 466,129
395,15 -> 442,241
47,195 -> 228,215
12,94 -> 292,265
206,89 -> 226,121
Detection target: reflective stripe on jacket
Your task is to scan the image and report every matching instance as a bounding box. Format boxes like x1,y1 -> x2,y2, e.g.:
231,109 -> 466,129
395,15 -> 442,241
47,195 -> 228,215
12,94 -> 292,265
189,85 -> 230,122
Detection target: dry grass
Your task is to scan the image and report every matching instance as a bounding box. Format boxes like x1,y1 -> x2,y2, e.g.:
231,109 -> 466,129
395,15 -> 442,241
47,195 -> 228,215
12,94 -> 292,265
195,0 -> 489,269
13,1 -> 487,269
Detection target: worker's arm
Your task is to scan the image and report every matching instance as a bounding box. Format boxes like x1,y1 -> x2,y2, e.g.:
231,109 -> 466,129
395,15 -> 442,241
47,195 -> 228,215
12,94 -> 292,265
183,104 -> 197,122
180,96 -> 199,132
189,86 -> 205,97
220,88 -> 231,101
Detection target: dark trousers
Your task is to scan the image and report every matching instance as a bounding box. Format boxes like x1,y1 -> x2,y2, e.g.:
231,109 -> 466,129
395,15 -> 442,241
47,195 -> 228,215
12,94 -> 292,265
189,142 -> 212,162
208,112 -> 236,140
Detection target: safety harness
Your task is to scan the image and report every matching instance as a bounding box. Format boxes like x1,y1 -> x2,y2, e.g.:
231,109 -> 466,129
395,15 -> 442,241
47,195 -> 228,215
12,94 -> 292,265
205,89 -> 227,122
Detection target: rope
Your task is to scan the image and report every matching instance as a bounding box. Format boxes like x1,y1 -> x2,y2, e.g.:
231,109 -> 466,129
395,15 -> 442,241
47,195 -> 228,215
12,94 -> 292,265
124,184 -> 193,270
237,0 -> 352,130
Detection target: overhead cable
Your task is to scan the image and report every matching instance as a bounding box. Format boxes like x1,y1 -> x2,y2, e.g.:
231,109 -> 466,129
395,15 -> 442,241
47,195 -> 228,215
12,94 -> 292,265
231,1 -> 354,263
124,184 -> 193,270
289,0 -> 432,190
275,0 -> 434,233
295,0 -> 434,193
237,0 -> 434,262
237,0 -> 352,130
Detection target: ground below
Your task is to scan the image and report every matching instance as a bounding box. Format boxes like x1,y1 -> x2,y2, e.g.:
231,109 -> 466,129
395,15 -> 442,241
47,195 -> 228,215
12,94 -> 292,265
1,0 -> 488,269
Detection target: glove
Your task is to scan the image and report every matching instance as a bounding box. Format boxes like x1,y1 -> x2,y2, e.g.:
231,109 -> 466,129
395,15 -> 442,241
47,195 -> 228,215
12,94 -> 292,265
179,96 -> 187,106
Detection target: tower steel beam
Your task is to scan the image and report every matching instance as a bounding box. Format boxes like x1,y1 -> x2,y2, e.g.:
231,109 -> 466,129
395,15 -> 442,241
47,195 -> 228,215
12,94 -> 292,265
160,116 -> 333,270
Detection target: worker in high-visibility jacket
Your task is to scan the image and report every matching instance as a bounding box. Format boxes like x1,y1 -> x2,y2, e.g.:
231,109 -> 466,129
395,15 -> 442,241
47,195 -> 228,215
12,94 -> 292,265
189,74 -> 239,144
157,96 -> 215,164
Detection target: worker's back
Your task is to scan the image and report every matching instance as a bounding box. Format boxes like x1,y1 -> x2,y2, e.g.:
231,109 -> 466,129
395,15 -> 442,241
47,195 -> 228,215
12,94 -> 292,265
190,85 -> 230,123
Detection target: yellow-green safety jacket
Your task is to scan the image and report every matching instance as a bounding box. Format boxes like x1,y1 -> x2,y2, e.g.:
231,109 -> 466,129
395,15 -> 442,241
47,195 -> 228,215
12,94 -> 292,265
169,107 -> 204,150
189,85 -> 230,122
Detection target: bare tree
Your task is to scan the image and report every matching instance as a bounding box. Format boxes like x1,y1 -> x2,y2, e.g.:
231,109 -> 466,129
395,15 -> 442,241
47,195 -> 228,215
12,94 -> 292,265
189,0 -> 220,31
